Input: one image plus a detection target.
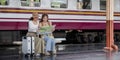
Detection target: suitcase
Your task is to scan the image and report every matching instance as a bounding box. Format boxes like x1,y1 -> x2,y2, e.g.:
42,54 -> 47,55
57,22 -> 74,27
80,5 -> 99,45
22,36 -> 35,56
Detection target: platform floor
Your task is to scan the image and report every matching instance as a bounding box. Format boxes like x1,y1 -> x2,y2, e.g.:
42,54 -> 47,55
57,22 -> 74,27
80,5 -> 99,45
0,43 -> 120,60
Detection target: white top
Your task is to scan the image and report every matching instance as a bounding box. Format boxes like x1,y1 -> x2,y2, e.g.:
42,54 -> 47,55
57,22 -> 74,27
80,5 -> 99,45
28,20 -> 39,32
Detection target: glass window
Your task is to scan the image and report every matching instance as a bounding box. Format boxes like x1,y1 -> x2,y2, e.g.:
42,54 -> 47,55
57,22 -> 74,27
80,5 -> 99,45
34,0 -> 40,7
100,0 -> 106,10
21,0 -> 29,6
0,0 -> 9,6
21,0 -> 41,7
77,0 -> 83,9
51,0 -> 67,8
81,0 -> 91,9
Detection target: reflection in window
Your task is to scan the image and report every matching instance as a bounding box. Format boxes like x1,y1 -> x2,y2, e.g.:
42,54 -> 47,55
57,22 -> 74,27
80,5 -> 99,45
0,0 -> 9,6
51,0 -> 67,8
21,0 -> 41,7
100,0 -> 106,10
34,0 -> 40,7
77,0 -> 83,9
82,0 -> 91,9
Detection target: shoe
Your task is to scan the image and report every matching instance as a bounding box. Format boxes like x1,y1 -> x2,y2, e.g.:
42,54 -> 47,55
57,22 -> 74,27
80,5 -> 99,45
45,52 -> 50,55
35,54 -> 40,57
52,51 -> 56,55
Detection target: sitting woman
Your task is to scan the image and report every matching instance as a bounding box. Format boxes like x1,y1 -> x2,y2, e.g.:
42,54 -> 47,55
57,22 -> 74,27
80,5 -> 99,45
26,12 -> 45,56
39,14 -> 56,55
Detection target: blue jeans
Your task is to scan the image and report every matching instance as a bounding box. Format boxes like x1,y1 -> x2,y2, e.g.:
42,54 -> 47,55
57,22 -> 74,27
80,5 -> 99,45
44,35 -> 55,52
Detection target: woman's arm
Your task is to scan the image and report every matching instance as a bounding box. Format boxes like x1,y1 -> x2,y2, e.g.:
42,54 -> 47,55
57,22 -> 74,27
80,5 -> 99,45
49,21 -> 52,26
38,22 -> 42,28
49,22 -> 55,31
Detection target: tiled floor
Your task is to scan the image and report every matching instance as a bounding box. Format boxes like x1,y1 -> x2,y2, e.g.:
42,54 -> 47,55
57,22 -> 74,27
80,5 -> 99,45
0,43 -> 120,60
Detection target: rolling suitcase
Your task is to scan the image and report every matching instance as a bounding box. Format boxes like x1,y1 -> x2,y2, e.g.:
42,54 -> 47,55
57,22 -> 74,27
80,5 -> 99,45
22,36 -> 35,56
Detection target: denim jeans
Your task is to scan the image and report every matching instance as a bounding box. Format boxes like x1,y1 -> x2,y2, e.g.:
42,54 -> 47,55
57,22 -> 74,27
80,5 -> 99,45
44,34 -> 55,52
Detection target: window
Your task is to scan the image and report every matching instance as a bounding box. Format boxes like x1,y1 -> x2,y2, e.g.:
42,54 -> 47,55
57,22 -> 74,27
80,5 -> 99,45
21,0 -> 41,7
34,0 -> 40,7
0,0 -> 9,6
81,0 -> 91,9
51,0 -> 67,8
100,0 -> 106,10
77,0 -> 83,9
21,0 -> 29,6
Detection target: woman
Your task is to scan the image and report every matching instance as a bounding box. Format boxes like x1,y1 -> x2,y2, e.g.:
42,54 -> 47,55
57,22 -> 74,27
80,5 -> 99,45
26,12 -> 39,37
26,12 -> 45,56
39,14 -> 56,55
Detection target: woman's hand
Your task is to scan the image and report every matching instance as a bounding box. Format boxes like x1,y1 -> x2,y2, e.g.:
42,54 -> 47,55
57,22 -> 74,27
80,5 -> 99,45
52,25 -> 56,32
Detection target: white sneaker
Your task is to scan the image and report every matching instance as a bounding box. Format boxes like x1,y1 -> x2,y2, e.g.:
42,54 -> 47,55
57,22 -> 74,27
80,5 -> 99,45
35,54 -> 40,57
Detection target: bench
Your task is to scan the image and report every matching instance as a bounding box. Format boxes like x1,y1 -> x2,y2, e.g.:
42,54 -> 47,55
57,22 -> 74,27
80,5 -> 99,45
54,38 -> 66,43
13,37 -> 66,53
13,38 -> 66,45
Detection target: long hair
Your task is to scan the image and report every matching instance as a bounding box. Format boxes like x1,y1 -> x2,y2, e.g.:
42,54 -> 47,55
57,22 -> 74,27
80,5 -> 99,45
29,17 -> 33,21
40,14 -> 49,22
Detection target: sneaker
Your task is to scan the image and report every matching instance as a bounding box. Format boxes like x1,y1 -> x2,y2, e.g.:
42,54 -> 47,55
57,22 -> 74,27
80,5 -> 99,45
35,54 -> 40,57
53,51 -> 56,55
45,52 -> 50,55
52,50 -> 56,55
